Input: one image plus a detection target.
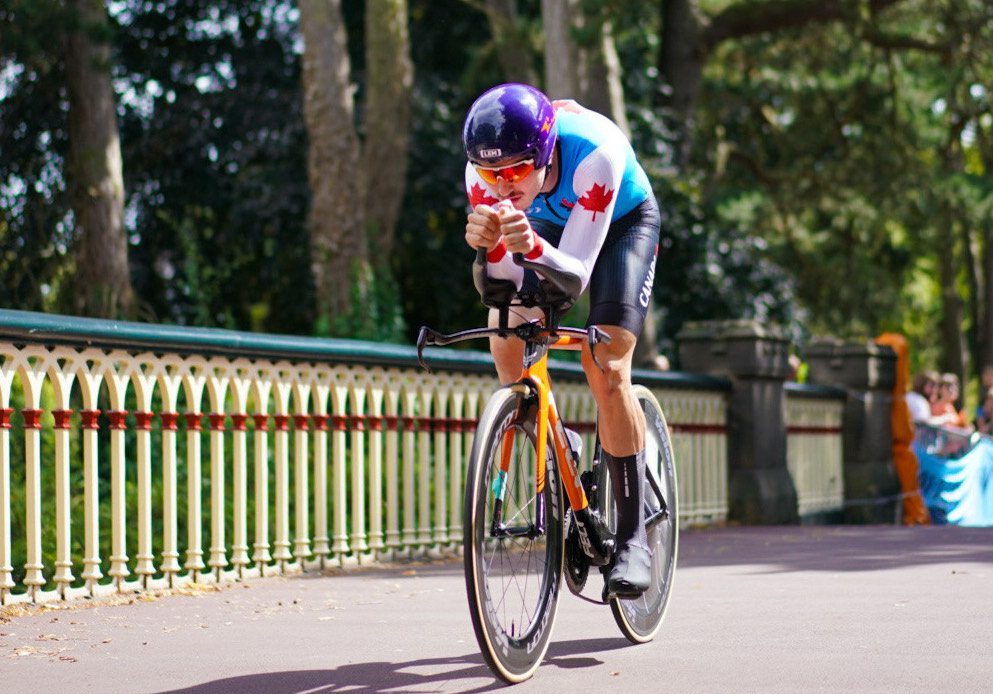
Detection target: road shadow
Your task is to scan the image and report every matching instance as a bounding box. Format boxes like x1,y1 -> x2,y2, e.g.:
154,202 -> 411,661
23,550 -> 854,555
151,636 -> 633,693
677,525 -> 993,573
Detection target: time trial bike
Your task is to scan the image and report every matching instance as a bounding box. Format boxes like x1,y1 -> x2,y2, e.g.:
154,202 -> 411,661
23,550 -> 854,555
417,249 -> 678,683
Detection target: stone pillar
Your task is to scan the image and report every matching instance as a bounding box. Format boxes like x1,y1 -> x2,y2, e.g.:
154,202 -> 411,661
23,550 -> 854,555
678,320 -> 798,524
804,338 -> 898,523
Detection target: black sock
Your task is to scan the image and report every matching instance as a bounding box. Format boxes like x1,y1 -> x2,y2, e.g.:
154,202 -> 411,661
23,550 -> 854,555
602,449 -> 648,551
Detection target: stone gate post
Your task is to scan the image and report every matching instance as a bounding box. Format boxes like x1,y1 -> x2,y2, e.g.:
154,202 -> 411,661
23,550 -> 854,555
677,320 -> 798,524
804,339 -> 899,523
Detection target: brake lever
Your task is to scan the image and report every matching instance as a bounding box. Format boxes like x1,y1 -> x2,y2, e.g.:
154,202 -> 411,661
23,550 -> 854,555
416,326 -> 437,372
588,326 -> 612,372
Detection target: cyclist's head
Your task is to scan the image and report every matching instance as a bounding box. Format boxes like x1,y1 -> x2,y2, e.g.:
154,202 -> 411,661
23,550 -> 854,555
463,83 -> 556,172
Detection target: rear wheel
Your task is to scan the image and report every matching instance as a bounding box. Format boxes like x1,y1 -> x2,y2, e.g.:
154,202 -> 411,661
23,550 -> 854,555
463,388 -> 564,683
601,385 -> 678,642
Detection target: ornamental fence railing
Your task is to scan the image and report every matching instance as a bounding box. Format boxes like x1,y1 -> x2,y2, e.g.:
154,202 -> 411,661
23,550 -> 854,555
0,309 -> 844,606
785,388 -> 845,517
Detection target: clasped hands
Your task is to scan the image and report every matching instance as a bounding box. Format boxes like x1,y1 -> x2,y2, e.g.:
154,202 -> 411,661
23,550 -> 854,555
465,200 -> 538,255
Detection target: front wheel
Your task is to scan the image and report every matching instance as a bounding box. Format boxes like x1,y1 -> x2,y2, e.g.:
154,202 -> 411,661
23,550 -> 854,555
463,387 -> 564,683
602,384 -> 679,642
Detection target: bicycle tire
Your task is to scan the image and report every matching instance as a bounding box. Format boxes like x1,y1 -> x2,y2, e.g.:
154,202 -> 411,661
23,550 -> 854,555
601,384 -> 679,642
463,387 -> 565,683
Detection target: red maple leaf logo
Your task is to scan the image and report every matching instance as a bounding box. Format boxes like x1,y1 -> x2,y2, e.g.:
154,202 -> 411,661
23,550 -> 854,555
467,182 -> 498,208
577,183 -> 614,221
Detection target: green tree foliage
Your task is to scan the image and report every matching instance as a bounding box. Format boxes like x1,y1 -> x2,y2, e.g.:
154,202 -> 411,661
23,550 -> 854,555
5,0 -> 990,374
0,1 -> 76,313
114,1 -> 314,333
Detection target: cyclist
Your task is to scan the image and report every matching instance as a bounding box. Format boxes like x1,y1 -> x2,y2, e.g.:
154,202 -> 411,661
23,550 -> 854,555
462,82 -> 660,597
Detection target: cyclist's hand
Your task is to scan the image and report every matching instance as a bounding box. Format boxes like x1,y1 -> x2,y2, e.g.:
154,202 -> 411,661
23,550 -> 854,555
497,202 -> 539,255
466,204 -> 502,251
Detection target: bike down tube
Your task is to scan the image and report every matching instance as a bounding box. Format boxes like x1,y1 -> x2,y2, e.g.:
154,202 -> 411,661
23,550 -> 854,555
524,353 -> 591,511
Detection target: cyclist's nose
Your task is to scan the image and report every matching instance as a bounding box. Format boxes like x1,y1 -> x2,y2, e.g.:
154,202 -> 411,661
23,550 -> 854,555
495,177 -> 514,196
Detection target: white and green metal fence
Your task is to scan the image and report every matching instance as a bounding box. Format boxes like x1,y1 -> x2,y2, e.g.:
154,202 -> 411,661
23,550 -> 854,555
0,309 -> 843,605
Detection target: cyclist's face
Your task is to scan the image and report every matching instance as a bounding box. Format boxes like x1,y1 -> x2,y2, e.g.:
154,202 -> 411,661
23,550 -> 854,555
489,159 -> 547,210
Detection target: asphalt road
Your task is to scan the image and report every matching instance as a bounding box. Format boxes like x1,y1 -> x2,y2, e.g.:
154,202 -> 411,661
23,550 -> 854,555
2,525 -> 992,693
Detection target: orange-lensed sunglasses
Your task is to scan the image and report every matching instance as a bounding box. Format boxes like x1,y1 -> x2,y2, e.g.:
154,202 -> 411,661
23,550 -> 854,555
473,159 -> 536,185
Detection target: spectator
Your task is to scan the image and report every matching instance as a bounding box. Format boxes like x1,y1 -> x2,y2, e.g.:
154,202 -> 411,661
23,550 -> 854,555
976,388 -> 993,435
974,365 -> 993,426
931,373 -> 970,430
906,370 -> 938,424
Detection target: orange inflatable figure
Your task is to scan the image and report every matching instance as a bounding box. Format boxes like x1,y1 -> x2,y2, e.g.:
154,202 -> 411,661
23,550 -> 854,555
875,332 -> 931,525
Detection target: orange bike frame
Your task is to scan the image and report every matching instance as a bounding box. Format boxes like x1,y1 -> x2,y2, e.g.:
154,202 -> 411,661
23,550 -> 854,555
498,334 -> 591,513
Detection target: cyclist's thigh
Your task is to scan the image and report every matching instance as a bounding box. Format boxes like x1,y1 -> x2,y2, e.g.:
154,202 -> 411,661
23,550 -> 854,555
586,197 -> 661,338
488,305 -> 544,384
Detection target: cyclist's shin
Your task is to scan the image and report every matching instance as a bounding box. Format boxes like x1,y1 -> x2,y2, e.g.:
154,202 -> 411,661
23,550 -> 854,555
603,449 -> 648,551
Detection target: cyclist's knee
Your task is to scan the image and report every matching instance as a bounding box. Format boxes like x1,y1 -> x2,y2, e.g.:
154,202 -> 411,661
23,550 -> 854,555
582,333 -> 635,399
585,357 -> 630,396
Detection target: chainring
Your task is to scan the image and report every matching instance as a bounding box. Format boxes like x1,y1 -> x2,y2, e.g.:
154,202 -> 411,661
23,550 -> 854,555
564,510 -> 590,595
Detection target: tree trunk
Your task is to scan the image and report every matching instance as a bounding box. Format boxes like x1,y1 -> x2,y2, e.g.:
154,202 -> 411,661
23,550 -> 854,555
579,19 -> 630,137
961,217 -> 980,379
299,0 -> 368,317
658,0 -> 704,163
977,221 -> 993,394
542,0 -> 581,98
363,0 -> 413,260
937,213 -> 968,389
485,0 -> 537,84
64,0 -> 133,318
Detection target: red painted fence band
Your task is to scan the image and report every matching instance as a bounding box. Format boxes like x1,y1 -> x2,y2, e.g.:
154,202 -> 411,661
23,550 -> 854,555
52,409 -> 74,430
134,412 -> 154,431
21,409 -> 43,430
81,409 -> 101,430
786,426 -> 843,435
184,412 -> 203,431
160,412 -> 180,431
107,410 -> 128,430
668,423 -> 727,434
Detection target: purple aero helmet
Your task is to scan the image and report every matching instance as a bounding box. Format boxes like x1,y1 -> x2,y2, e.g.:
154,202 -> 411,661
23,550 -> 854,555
463,83 -> 557,169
